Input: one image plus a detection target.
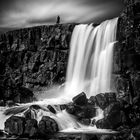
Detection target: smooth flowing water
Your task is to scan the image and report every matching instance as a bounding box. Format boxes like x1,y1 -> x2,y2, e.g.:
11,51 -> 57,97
65,18 -> 118,98
0,18 -> 118,133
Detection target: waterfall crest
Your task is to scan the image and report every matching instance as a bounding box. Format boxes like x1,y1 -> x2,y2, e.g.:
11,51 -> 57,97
65,18 -> 118,98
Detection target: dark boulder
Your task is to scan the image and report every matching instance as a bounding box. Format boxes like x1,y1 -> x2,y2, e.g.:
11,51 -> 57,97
60,104 -> 67,110
96,102 -> 126,129
88,96 -> 96,105
66,104 -> 96,119
95,93 -> 108,110
66,103 -> 79,115
24,119 -> 38,137
79,118 -> 91,126
72,92 -> 88,105
38,116 -> 59,135
95,92 -> 117,110
4,116 -> 25,136
95,118 -> 110,129
47,105 -> 56,114
105,92 -> 117,105
24,104 -> 45,119
76,105 -> 96,119
24,109 -> 35,119
103,102 -> 121,118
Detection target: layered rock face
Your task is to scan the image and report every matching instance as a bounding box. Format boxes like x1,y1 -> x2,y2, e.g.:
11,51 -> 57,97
111,0 -> 140,139
0,24 -> 76,103
114,0 -> 140,99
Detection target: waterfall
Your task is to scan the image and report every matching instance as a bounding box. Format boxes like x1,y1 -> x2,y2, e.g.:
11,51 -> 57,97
0,18 -> 118,133
65,18 -> 118,98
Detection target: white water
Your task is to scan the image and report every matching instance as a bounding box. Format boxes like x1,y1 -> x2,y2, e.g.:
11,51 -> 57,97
0,18 -> 118,133
65,18 -> 118,98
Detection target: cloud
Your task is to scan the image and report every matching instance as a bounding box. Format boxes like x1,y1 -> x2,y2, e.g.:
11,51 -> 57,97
0,0 -> 124,32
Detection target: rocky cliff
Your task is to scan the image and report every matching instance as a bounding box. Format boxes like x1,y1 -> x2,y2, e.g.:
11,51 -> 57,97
0,0 -> 140,106
0,23 -> 76,103
114,0 -> 140,102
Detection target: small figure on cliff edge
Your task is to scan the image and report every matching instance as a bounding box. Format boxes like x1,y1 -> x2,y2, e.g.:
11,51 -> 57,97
56,16 -> 60,24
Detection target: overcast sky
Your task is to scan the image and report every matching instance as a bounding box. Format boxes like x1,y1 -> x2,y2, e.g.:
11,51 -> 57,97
0,0 -> 124,32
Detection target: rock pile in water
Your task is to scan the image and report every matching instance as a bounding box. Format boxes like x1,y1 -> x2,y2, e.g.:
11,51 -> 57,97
1,87 -> 140,140
1,92 -> 124,139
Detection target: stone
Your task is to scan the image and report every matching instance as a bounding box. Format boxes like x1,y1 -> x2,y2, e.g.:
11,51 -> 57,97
24,119 -> 38,137
72,92 -> 88,105
95,93 -> 108,110
24,108 -> 36,120
47,105 -> 56,114
4,116 -> 25,136
105,92 -> 117,105
66,103 -> 96,119
88,96 -> 96,105
38,116 -> 59,135
66,103 -> 77,115
96,102 -> 126,129
60,104 -> 67,110
83,105 -> 96,119
79,118 -> 91,126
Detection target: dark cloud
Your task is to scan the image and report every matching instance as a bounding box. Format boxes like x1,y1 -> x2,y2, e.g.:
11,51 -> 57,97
0,0 -> 124,32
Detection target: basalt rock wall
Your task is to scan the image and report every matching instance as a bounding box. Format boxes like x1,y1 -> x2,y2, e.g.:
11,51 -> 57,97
0,24 -> 76,103
113,0 -> 140,101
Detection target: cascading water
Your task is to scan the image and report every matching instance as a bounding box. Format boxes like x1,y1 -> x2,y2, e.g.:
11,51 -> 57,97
65,18 -> 118,98
0,18 -> 118,134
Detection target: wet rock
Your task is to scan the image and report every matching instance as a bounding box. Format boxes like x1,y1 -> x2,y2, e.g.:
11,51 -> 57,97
66,104 -> 96,119
47,105 -> 56,114
96,102 -> 126,129
72,92 -> 88,105
66,103 -> 78,115
88,96 -> 96,105
24,104 -> 46,119
79,118 -> 91,126
24,119 -> 38,137
4,116 -> 25,136
105,92 -> 117,105
60,104 -> 67,110
38,116 -> 59,135
85,105 -> 96,118
24,108 -> 36,120
95,93 -> 108,110
94,92 -> 117,110
103,102 -> 121,117
95,118 -> 110,130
